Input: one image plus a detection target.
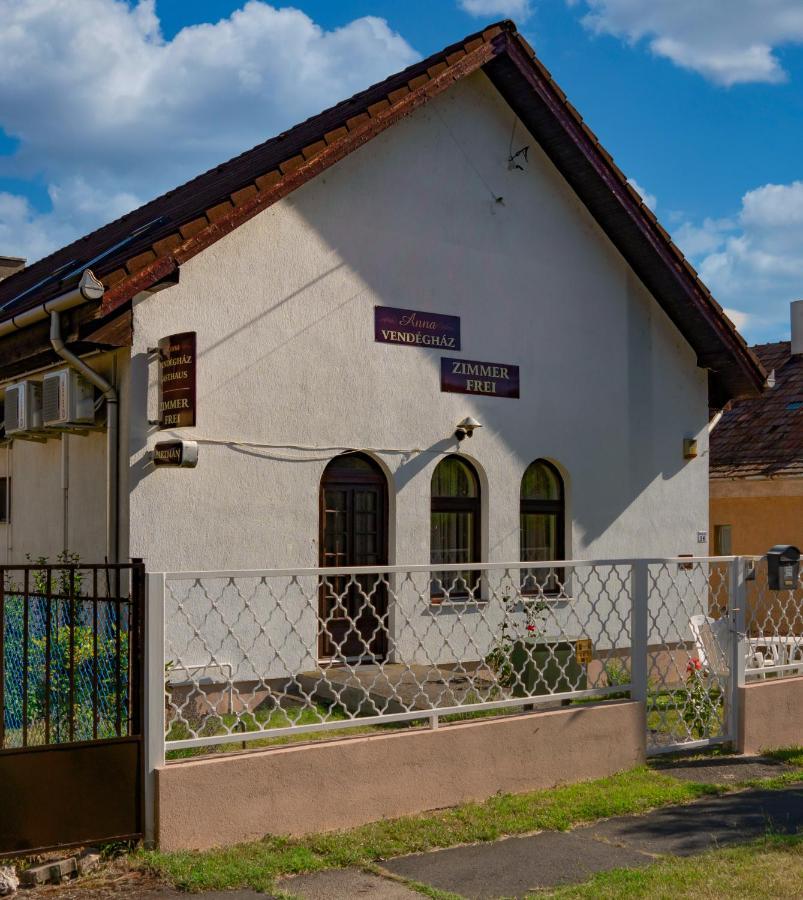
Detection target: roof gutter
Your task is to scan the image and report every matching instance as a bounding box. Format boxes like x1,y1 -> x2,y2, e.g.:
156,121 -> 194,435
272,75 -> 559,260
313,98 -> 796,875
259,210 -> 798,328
0,269 -> 104,338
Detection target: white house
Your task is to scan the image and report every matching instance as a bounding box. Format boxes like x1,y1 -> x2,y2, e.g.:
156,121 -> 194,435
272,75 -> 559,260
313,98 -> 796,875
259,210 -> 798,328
0,22 -> 765,672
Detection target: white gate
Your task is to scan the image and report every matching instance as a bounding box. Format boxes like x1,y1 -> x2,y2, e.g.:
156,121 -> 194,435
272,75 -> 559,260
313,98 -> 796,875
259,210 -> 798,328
634,558 -> 745,755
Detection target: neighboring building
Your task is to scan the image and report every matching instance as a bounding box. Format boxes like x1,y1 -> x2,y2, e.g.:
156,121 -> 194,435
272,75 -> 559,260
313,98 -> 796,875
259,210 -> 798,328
710,301 -> 803,556
0,20 -> 765,591
0,257 -> 24,282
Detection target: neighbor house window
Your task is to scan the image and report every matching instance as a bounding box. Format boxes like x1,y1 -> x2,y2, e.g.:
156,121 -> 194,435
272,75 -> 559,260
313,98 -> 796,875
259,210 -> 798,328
0,477 -> 9,524
714,524 -> 732,556
521,460 -> 564,593
431,456 -> 480,597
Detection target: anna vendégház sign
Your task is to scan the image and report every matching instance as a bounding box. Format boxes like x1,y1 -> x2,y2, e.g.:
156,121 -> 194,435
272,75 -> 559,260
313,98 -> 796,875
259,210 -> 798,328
374,306 -> 461,350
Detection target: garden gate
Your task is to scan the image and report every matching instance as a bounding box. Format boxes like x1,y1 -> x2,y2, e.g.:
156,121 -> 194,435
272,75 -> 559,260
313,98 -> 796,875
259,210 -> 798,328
0,561 -> 144,855
637,558 -> 742,755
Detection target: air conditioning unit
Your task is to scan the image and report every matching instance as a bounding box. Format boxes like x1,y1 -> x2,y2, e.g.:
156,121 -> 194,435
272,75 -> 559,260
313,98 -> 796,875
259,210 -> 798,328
42,368 -> 95,428
4,381 -> 43,435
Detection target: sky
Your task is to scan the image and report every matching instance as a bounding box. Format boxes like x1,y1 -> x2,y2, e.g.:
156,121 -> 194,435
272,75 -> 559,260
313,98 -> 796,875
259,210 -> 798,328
1,1 -> 803,343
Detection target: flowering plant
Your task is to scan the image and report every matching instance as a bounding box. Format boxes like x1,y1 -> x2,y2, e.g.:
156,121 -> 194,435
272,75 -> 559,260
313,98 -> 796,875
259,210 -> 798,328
485,595 -> 549,686
682,656 -> 720,739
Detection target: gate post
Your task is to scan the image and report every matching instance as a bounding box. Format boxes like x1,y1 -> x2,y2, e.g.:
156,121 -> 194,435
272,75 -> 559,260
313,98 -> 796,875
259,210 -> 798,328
144,572 -> 166,847
728,557 -> 747,748
630,560 -> 649,706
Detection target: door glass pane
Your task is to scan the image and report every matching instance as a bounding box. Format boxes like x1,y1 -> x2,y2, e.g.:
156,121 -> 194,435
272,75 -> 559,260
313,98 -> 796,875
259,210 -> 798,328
323,490 -> 347,566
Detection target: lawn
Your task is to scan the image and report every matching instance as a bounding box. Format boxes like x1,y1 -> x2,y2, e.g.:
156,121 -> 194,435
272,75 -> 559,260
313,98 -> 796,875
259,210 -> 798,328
165,694 -> 529,759
537,834 -> 803,899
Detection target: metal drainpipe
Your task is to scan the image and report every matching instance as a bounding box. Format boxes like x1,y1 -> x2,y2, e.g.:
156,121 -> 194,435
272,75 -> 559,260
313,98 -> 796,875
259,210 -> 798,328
50,311 -> 119,564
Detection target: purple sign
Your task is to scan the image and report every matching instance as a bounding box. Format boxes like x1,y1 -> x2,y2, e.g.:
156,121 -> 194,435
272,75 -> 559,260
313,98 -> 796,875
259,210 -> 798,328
441,357 -> 520,399
375,306 -> 461,350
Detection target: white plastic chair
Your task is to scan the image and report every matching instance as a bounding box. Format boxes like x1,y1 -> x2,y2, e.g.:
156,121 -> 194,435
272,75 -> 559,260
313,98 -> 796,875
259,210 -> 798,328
690,614 -> 777,680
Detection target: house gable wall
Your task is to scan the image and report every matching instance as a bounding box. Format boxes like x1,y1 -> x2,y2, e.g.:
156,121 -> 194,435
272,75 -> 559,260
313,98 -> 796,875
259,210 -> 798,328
126,71 -> 709,571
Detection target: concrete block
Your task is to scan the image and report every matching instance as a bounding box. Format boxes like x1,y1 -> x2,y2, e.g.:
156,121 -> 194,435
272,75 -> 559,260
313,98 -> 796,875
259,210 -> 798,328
22,857 -> 77,887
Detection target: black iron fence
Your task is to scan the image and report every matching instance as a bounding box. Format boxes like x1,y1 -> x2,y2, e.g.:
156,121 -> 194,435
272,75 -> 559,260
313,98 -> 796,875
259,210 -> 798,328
0,561 -> 144,750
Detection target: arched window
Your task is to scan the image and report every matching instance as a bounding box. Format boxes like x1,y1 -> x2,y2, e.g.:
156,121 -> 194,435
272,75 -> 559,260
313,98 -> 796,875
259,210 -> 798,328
521,460 -> 564,593
431,455 -> 481,597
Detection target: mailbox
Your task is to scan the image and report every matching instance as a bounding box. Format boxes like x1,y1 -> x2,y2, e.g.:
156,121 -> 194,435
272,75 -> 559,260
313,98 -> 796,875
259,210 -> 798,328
767,545 -> 800,591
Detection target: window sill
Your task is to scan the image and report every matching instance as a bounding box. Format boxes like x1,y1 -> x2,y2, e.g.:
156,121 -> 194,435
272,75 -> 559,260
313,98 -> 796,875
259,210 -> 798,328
429,596 -> 574,609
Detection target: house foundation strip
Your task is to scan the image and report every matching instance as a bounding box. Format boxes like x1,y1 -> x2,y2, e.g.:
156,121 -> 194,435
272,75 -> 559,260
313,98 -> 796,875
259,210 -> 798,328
155,699 -> 644,851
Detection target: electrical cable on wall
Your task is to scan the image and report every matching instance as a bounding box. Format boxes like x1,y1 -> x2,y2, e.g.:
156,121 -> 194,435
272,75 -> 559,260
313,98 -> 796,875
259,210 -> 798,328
150,434 -> 464,464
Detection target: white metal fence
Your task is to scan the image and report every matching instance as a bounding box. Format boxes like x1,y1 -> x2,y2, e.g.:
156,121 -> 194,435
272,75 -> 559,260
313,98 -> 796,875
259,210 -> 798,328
143,556 -> 803,761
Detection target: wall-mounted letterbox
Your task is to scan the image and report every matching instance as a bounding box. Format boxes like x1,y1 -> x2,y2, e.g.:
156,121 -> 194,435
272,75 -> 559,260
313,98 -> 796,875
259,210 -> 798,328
767,545 -> 800,591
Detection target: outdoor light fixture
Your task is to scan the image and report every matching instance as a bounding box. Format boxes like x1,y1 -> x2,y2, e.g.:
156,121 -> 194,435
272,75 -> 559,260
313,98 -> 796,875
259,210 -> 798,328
455,417 -> 482,441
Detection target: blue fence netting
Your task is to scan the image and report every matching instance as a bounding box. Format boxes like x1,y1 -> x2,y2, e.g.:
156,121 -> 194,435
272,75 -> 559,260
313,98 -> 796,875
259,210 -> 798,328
1,566 -> 136,749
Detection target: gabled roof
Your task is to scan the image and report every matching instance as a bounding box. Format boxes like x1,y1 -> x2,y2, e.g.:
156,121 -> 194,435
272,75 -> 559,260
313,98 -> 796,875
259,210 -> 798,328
711,342 -> 803,479
0,20 -> 765,402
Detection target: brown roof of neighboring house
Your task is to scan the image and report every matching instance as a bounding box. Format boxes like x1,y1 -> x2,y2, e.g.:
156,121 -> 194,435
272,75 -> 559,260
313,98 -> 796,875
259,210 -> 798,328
0,19 -> 765,403
710,342 -> 803,479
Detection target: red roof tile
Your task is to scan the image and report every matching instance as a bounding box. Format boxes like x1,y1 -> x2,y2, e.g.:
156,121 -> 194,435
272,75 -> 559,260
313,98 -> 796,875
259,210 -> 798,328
711,342 -> 803,479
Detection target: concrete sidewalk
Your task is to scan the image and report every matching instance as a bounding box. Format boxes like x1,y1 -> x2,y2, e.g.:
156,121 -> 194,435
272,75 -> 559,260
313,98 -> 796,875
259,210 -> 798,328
280,769 -> 803,899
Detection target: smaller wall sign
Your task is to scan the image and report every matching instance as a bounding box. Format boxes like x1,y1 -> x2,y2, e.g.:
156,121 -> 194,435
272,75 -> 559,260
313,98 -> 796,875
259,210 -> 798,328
441,357 -> 520,399
575,639 -> 593,665
375,306 -> 461,350
153,439 -> 199,468
158,331 -> 196,429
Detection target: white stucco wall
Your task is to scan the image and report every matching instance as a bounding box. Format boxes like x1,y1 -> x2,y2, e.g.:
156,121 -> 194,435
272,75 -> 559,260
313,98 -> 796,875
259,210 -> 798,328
124,72 -> 710,678
0,351 -> 119,566
129,71 -> 709,577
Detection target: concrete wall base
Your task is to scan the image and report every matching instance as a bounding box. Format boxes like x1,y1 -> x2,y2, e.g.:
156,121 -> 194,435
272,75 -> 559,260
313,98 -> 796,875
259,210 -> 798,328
738,678 -> 803,755
156,700 -> 644,851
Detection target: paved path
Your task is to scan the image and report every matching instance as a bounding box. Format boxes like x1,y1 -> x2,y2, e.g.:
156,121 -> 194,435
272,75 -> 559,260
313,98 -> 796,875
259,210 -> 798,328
279,781 -> 803,899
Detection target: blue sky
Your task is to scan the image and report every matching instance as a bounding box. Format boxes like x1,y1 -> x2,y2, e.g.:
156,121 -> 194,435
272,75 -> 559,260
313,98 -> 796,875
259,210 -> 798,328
2,0 -> 803,343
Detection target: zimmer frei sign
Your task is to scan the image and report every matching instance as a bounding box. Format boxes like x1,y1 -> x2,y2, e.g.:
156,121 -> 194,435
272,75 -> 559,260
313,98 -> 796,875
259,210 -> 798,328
441,357 -> 520,398
158,331 -> 197,428
374,306 -> 461,350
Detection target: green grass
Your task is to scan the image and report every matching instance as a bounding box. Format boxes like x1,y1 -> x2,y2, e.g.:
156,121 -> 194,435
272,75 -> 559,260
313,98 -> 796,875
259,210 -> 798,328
534,834 -> 803,899
165,702 -> 400,759
165,696 -> 528,759
141,767 -> 723,893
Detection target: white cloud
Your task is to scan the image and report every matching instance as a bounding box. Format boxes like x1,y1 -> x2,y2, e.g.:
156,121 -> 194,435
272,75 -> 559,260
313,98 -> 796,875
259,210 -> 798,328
723,307 -> 751,333
458,0 -> 532,21
0,0 -> 418,262
575,0 -> 803,85
0,178 -> 142,264
627,178 -> 656,212
673,181 -> 803,342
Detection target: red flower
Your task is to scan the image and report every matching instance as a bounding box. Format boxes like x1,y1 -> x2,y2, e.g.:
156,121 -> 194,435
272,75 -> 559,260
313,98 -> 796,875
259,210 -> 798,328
526,624 -> 536,632
687,658 -> 703,673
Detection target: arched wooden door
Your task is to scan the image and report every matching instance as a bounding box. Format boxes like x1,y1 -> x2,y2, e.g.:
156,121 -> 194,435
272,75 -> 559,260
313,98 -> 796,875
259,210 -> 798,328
319,454 -> 388,662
